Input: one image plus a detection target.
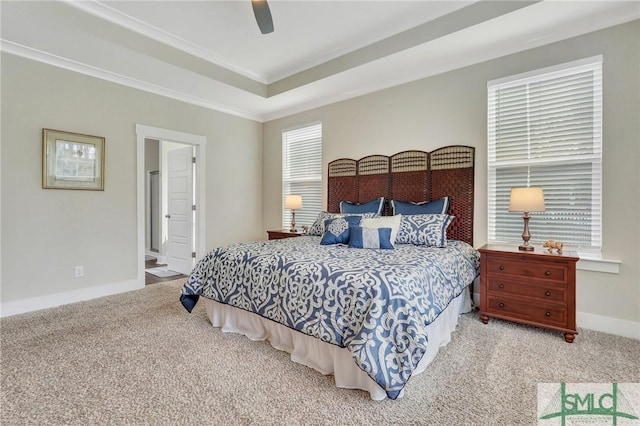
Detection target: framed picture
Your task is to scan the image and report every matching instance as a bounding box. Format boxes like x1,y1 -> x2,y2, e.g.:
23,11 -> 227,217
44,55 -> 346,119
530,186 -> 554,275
42,129 -> 105,190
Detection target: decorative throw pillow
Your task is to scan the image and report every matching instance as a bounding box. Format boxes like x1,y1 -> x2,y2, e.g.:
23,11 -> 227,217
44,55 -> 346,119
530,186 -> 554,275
339,197 -> 384,215
391,197 -> 449,215
308,211 -> 338,236
395,214 -> 454,247
360,215 -> 401,246
320,216 -> 362,245
308,211 -> 376,236
348,226 -> 394,250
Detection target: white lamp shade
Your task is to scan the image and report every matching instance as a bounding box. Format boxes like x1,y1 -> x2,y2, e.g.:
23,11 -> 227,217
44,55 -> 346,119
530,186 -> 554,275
285,195 -> 303,210
509,187 -> 545,212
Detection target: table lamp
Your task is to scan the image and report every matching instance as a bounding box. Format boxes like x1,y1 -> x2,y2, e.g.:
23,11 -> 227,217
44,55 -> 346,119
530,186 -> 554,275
509,187 -> 545,251
285,195 -> 303,232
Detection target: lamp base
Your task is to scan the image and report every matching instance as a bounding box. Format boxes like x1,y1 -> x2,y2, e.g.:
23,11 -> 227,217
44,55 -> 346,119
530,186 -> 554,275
518,212 -> 534,251
289,210 -> 297,233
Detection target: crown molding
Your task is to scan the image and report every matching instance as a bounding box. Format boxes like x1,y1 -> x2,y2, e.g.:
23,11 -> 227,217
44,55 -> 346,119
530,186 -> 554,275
62,0 -> 267,84
0,40 -> 263,122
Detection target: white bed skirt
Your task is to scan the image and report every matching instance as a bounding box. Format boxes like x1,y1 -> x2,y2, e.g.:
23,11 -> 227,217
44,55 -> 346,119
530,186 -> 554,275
204,286 -> 472,400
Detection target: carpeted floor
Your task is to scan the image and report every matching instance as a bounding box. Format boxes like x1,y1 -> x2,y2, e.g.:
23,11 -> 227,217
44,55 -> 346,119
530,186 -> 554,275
1,278 -> 638,425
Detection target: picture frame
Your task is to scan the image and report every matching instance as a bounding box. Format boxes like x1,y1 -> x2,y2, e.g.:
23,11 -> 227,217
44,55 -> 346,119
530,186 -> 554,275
42,129 -> 105,190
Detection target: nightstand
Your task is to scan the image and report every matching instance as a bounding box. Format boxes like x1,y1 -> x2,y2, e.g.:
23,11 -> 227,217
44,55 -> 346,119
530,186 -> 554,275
478,244 -> 579,343
267,229 -> 303,240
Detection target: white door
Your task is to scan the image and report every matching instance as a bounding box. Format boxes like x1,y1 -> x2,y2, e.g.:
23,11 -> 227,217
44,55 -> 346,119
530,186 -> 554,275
167,146 -> 194,275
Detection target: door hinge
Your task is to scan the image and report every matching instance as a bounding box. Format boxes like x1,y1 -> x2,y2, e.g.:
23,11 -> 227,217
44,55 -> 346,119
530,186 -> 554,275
192,157 -> 196,164
192,204 -> 196,211
192,252 -> 196,258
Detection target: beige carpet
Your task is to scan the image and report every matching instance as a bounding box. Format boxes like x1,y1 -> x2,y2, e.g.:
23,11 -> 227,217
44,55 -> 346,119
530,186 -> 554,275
1,279 -> 638,425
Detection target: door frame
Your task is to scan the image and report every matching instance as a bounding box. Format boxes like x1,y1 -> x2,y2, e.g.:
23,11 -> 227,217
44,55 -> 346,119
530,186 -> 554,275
136,124 -> 206,287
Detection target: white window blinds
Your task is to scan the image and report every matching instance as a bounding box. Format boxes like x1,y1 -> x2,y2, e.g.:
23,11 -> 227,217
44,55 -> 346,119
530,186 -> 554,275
282,123 -> 322,230
487,56 -> 602,251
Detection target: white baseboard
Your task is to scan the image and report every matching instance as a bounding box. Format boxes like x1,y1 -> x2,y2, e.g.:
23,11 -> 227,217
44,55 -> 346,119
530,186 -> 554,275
0,279 -> 143,318
472,292 -> 639,340
577,311 -> 640,340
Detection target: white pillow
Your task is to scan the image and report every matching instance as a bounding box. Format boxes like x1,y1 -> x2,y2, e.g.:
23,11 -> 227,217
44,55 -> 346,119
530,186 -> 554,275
361,215 -> 401,245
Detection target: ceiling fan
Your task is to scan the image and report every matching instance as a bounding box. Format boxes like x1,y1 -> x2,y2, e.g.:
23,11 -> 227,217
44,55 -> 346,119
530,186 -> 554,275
251,0 -> 274,34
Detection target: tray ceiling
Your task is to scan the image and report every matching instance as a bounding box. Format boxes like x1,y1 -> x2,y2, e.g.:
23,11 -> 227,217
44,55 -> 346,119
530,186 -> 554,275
1,1 -> 638,121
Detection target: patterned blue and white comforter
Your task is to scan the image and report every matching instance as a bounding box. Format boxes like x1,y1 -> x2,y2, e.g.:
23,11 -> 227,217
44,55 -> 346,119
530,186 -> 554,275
181,237 -> 479,399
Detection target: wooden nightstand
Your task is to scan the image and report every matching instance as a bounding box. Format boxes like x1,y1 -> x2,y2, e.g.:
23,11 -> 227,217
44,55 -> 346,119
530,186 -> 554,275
267,230 -> 303,240
479,244 -> 579,343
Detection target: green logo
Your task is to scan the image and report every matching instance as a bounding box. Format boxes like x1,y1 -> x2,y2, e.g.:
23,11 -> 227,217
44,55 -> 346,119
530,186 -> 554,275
539,383 -> 639,425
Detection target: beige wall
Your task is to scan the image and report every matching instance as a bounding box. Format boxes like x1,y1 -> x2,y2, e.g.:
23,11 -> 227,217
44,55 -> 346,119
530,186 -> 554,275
1,53 -> 263,304
263,21 -> 640,331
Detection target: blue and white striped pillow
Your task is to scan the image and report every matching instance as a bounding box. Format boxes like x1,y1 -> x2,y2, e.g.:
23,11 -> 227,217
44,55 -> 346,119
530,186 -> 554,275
348,226 -> 394,250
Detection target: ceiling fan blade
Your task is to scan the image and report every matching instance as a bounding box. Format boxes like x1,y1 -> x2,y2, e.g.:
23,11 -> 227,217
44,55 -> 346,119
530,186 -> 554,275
251,0 -> 274,34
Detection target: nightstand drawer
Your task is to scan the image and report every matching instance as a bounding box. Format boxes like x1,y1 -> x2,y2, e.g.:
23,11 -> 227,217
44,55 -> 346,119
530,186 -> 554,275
485,258 -> 566,283
487,296 -> 567,327
487,278 -> 566,303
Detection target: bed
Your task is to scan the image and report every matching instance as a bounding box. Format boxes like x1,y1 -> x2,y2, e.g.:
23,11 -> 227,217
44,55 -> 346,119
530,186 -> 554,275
181,146 -> 479,400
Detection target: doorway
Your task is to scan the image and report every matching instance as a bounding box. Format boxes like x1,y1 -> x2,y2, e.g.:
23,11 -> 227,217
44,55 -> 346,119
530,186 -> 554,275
136,125 -> 207,288
144,142 -> 192,284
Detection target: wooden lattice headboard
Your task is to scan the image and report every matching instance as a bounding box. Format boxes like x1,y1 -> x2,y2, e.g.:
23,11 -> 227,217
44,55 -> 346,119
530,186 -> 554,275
327,146 -> 475,245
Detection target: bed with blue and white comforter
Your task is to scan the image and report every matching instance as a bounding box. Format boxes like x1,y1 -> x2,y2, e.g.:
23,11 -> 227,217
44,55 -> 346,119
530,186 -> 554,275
181,236 -> 479,399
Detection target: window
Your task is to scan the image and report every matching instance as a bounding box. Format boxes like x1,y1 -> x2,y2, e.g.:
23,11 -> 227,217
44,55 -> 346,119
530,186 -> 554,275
487,56 -> 602,252
282,123 -> 322,230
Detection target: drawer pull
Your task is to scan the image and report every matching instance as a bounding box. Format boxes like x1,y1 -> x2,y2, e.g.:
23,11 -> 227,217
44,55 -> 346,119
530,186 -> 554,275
545,271 -> 552,276
499,284 -> 505,289
499,303 -> 505,308
545,291 -> 551,296
545,311 -> 551,317
499,266 -> 505,271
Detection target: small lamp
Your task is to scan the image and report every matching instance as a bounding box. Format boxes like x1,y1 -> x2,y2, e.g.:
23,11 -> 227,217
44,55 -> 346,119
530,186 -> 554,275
509,187 -> 545,251
285,195 -> 303,232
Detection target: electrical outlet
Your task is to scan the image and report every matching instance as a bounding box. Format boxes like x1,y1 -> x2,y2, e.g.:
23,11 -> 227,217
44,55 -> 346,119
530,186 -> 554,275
75,266 -> 84,277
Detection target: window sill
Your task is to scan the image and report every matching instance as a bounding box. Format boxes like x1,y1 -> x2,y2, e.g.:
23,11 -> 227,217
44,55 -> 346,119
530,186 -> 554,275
576,253 -> 621,274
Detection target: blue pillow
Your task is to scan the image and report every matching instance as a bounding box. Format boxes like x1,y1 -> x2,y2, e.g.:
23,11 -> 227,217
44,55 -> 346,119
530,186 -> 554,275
320,216 -> 362,245
391,197 -> 449,215
349,226 -> 394,250
340,197 -> 384,215
395,214 -> 454,247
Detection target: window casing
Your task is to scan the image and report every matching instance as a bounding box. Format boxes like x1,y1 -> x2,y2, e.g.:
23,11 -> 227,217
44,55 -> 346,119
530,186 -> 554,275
282,123 -> 322,230
487,56 -> 602,252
